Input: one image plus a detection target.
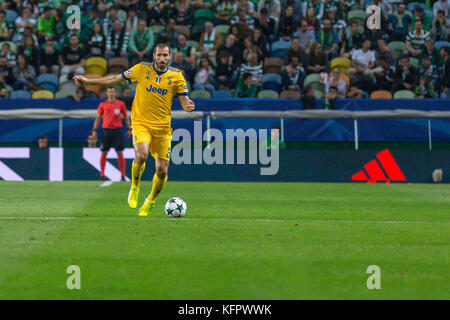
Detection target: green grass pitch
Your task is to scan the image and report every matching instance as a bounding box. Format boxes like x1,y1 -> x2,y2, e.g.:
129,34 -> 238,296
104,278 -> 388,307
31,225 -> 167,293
0,181 -> 448,299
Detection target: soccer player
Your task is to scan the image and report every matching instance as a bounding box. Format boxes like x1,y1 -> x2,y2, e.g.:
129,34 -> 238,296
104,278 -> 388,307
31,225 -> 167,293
73,43 -> 195,216
91,87 -> 131,181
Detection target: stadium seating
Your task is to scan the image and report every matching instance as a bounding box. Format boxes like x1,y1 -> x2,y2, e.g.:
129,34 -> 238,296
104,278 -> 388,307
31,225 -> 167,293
280,90 -> 301,98
174,25 -> 190,38
11,90 -> 31,99
59,80 -> 78,94
257,90 -> 279,98
5,9 -> 17,23
86,57 -> 108,77
304,73 -> 325,93
107,57 -> 129,74
262,73 -> 283,93
193,9 -> 214,26
150,25 -> 164,36
212,90 -> 233,98
84,74 -> 103,95
190,90 -> 211,98
263,57 -> 284,74
186,40 -> 199,50
339,74 -> 350,93
117,9 -> 128,21
36,74 -> 58,93
313,90 -> 324,98
32,90 -> 54,99
370,90 -> 393,99
435,41 -> 450,50
388,41 -> 407,59
214,25 -> 230,39
409,57 -> 419,69
393,90 -> 415,99
55,89 -> 75,98
347,10 -> 366,27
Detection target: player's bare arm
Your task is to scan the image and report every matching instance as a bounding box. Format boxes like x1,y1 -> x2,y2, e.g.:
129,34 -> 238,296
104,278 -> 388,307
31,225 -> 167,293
178,95 -> 195,112
123,112 -> 132,139
91,114 -> 102,138
73,74 -> 124,86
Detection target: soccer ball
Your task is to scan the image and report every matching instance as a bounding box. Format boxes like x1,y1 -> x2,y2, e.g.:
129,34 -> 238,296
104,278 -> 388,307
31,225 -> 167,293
164,197 -> 187,218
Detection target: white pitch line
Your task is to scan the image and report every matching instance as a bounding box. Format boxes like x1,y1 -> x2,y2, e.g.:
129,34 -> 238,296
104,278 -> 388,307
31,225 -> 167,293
0,216 -> 446,225
100,181 -> 114,187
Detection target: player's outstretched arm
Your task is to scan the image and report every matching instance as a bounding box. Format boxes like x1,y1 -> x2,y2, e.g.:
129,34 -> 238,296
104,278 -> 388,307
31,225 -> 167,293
73,74 -> 124,86
178,95 -> 195,112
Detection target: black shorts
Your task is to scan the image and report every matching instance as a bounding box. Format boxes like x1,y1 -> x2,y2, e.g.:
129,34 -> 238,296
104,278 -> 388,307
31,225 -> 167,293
100,128 -> 124,152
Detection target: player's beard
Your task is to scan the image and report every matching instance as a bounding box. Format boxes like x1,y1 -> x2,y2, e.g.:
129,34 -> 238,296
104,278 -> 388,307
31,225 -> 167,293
156,61 -> 167,71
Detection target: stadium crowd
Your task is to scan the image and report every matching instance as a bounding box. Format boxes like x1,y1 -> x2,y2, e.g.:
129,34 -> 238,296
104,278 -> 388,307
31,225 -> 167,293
0,0 -> 448,103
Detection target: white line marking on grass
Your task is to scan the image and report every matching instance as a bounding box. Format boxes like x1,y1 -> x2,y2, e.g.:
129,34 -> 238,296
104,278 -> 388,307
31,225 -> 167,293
0,216 -> 446,225
100,181 -> 114,187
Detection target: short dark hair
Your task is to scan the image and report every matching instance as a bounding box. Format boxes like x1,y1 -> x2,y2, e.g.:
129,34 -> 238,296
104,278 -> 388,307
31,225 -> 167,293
153,43 -> 172,54
38,135 -> 48,140
400,54 -> 409,60
0,10 -> 5,16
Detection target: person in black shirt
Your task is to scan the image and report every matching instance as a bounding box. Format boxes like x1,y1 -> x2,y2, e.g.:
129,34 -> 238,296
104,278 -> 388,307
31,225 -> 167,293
0,55 -> 14,85
39,39 -> 60,75
392,54 -> 417,94
211,50 -> 238,90
340,21 -> 364,57
216,33 -> 242,71
370,56 -> 396,92
59,34 -> 86,76
254,8 -> 276,42
440,46 -> 450,98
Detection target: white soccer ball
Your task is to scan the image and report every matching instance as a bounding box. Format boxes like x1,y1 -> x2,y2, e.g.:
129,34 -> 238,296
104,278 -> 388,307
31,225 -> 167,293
164,197 -> 187,218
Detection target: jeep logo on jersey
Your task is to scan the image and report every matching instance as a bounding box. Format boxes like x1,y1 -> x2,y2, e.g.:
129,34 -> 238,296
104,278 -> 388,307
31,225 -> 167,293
146,84 -> 168,96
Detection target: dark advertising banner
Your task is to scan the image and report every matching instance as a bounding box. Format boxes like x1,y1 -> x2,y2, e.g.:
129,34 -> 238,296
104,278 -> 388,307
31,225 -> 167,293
0,147 -> 448,183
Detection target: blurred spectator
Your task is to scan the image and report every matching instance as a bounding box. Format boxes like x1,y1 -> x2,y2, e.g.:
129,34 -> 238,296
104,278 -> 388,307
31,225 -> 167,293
406,20 -> 430,58
214,0 -> 235,25
280,0 -> 303,20
19,35 -> 39,67
198,22 -> 222,58
235,0 -> 256,16
415,75 -> 436,98
293,19 -> 316,52
325,67 -> 346,98
285,37 -> 306,66
300,84 -> 316,109
418,55 -> 439,90
433,0 -> 449,17
251,27 -> 270,59
89,7 -> 103,26
216,34 -> 242,71
1,42 -> 15,67
13,53 -> 39,91
340,21 -> 363,57
239,53 -> 262,85
242,37 -> 263,63
432,10 -> 449,42
105,19 -> 130,60
0,10 -> 14,41
39,39 -> 59,76
59,34 -> 86,76
326,8 -> 346,43
234,72 -> 259,97
157,18 -> 181,48
347,86 -> 365,98
229,23 -> 245,46
125,7 -> 138,34
370,56 -> 395,92
38,135 -> 48,149
375,38 -> 394,67
392,54 -> 417,94
193,57 -> 216,95
172,0 -> 193,26
15,7 -> 37,35
254,8 -> 275,41
278,5 -> 298,38
441,46 -> 450,97
171,51 -> 195,84
304,7 -> 319,32
420,40 -> 444,69
103,6 -> 124,36
281,55 -> 305,90
129,19 -> 154,65
316,18 -> 339,59
16,26 -> 39,48
230,7 -> 254,35
0,55 -> 14,84
312,0 -> 325,20
0,73 -> 9,97
387,3 -> 412,41
72,87 -> 86,103
146,0 -> 170,25
174,33 -> 196,66
347,39 -> 375,78
306,42 -> 329,74
37,6 -> 56,41
272,29 -> 292,52
211,50 -> 238,90
87,22 -> 107,57
363,22 -> 386,51
411,7 -> 432,32
257,0 -> 281,26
